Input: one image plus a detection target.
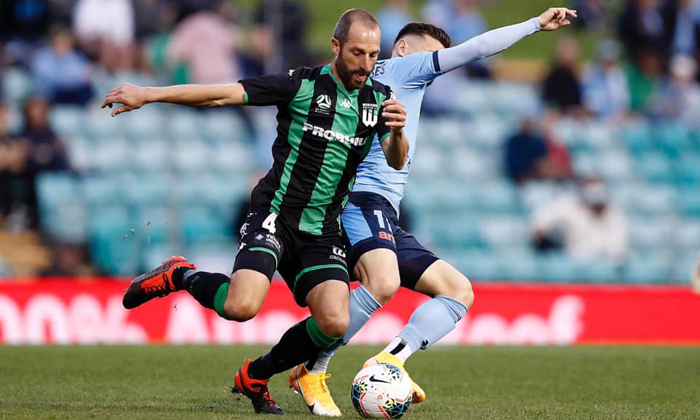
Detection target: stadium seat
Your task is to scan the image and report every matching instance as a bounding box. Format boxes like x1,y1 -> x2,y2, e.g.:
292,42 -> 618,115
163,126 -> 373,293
578,260 -> 622,284
167,109 -> 202,140
675,154 -> 700,186
624,255 -> 671,284
127,138 -> 170,173
50,106 -> 84,139
620,122 -> 652,156
201,111 -> 249,144
2,67 -> 34,102
121,175 -> 170,210
498,251 -> 539,281
478,216 -> 529,252
36,173 -> 88,243
669,252 -> 697,285
84,109 -> 122,141
653,122 -> 691,157
673,220 -> 700,249
132,206 -> 172,246
181,206 -> 232,244
458,250 -> 505,281
89,206 -> 140,276
82,175 -> 123,208
635,152 -> 674,184
628,217 -> 674,252
536,254 -> 580,283
91,136 -> 129,172
472,181 -> 519,214
122,107 -> 165,141
677,188 -> 700,218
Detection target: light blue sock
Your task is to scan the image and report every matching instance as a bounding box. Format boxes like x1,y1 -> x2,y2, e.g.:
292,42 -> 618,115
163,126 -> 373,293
307,285 -> 380,373
397,295 -> 468,354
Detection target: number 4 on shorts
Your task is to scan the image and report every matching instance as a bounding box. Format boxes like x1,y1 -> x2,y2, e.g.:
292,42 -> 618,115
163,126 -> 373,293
263,213 -> 278,234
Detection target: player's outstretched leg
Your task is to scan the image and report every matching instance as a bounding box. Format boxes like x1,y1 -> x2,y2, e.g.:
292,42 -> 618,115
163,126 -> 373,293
253,280 -> 347,416
368,259 -> 473,403
122,256 -> 196,309
294,249 -> 397,414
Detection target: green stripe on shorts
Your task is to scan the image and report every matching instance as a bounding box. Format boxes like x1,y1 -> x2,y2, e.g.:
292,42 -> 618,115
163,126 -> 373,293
248,247 -> 279,267
294,264 -> 348,290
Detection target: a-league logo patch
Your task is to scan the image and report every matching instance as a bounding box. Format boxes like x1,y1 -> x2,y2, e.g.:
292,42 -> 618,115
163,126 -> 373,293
316,94 -> 331,110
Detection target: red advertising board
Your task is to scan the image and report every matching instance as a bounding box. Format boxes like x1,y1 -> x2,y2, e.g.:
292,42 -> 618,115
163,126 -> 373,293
0,279 -> 698,345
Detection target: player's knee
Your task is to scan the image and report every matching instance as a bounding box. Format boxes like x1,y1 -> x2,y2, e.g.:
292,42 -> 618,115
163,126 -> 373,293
315,312 -> 349,338
223,299 -> 259,322
364,274 -> 400,305
448,276 -> 474,309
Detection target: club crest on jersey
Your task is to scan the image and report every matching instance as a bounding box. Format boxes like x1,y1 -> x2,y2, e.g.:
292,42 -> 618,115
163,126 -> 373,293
316,94 -> 332,110
361,103 -> 378,127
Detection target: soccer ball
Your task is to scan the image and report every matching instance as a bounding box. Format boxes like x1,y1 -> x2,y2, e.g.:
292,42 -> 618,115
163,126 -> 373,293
350,363 -> 412,419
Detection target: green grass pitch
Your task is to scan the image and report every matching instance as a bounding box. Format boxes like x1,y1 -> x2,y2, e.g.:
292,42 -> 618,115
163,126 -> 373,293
1,345 -> 698,419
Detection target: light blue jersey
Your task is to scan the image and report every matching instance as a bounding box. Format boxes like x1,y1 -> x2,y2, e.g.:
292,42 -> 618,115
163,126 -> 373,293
352,51 -> 443,214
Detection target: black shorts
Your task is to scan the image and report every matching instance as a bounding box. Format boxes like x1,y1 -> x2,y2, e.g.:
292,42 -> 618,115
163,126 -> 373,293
233,210 -> 350,307
341,192 -> 439,290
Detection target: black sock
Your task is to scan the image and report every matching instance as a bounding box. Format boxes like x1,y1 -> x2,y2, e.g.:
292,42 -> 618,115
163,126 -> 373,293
175,270 -> 230,310
248,318 -> 322,380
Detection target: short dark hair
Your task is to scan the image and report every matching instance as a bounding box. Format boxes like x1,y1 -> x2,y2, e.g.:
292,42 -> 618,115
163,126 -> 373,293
394,22 -> 452,48
333,9 -> 380,44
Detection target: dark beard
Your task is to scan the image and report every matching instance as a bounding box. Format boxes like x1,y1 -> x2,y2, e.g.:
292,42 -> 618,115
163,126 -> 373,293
335,53 -> 368,90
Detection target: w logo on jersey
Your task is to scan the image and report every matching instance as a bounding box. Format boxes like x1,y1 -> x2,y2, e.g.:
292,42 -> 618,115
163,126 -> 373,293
361,103 -> 378,127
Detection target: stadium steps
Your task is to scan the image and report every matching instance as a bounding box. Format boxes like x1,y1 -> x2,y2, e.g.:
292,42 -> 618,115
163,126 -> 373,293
0,231 -> 51,276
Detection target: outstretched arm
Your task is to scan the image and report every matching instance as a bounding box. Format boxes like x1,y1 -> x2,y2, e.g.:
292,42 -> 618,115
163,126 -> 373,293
380,99 -> 409,170
438,7 -> 577,73
101,82 -> 246,117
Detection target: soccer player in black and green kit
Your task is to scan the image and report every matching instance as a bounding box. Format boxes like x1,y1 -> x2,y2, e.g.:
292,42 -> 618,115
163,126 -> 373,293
101,9 -> 408,416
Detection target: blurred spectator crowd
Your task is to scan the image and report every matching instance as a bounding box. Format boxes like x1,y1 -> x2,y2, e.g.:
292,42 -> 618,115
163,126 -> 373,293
0,0 -> 698,283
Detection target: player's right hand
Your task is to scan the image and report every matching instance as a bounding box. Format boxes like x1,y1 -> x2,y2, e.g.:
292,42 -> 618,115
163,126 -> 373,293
101,83 -> 148,117
381,99 -> 407,132
538,7 -> 577,31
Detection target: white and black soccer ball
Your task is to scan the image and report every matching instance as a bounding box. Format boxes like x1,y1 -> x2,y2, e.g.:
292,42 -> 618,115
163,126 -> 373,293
350,363 -> 412,419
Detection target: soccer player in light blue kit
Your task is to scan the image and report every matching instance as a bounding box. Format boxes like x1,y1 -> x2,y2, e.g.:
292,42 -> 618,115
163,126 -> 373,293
289,7 -> 577,416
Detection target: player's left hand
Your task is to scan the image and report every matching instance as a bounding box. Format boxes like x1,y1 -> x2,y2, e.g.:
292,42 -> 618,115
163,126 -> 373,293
382,99 -> 407,132
538,7 -> 577,31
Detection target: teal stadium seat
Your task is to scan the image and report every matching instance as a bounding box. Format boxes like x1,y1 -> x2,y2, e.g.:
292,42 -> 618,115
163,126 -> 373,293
82,175 -> 123,208
578,260 -> 622,283
624,255 -> 671,284
472,181 -> 519,214
677,187 -> 700,218
674,221 -> 700,249
167,109 -> 202,140
635,152 -> 674,184
670,252 -> 697,285
536,254 -> 579,283
202,111 -> 249,144
36,173 -> 87,243
653,122 -> 691,157
498,251 -> 539,281
458,250 -> 505,281
132,206 -> 171,246
123,108 -> 165,141
91,136 -> 129,172
676,154 -> 700,186
50,106 -> 84,139
128,138 -> 170,173
629,217 -> 674,253
181,205 -> 232,244
478,216 -> 529,252
2,67 -> 34,102
89,205 -> 140,276
621,122 -> 652,156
